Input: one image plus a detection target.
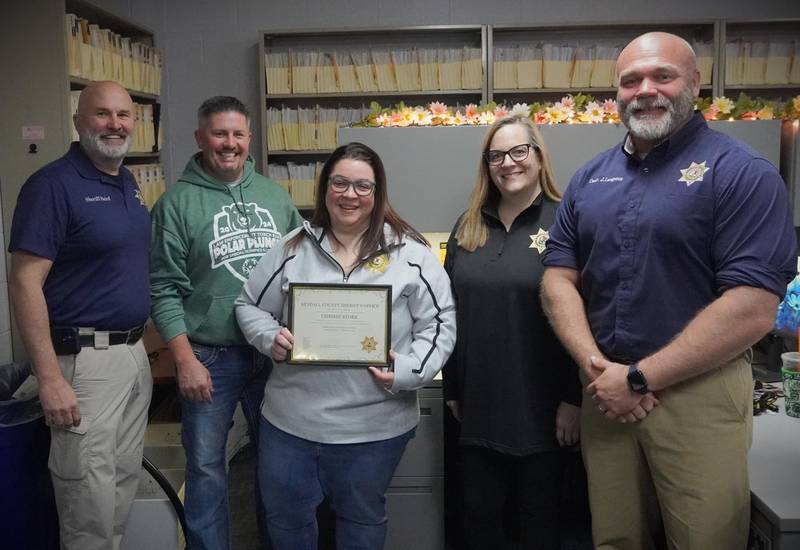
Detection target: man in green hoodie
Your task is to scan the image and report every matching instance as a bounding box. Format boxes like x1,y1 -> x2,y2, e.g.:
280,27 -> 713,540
150,96 -> 303,550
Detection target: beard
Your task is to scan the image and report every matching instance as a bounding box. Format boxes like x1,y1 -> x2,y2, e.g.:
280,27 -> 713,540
618,84 -> 695,142
79,127 -> 132,160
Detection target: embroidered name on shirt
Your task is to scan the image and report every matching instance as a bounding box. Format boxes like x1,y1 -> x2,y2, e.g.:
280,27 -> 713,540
588,176 -> 624,184
85,195 -> 112,202
678,161 -> 710,187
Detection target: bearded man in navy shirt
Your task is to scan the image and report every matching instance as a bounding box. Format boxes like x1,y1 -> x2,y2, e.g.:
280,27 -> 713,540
542,32 -> 796,550
8,81 -> 152,550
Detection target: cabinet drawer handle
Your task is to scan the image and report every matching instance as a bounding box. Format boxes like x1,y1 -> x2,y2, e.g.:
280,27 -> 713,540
386,485 -> 433,495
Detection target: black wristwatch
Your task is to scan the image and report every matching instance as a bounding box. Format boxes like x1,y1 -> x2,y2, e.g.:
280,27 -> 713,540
627,363 -> 649,394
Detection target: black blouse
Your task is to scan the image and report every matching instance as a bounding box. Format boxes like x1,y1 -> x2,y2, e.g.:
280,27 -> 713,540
443,194 -> 581,455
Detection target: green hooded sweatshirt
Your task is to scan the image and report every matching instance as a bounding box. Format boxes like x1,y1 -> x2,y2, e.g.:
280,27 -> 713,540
150,153 -> 303,345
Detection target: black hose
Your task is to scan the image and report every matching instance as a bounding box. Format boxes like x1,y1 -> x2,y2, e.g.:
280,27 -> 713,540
141,454 -> 190,550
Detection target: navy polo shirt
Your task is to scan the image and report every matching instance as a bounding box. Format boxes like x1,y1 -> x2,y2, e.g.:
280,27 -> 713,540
9,143 -> 150,330
544,113 -> 797,361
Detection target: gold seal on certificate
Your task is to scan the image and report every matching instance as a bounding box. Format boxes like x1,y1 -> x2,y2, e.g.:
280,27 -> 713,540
288,283 -> 392,366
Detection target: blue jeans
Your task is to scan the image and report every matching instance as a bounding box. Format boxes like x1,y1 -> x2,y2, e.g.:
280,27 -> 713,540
259,418 -> 415,550
182,343 -> 271,550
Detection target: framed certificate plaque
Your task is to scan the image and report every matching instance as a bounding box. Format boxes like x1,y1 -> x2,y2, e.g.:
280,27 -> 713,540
287,283 -> 392,366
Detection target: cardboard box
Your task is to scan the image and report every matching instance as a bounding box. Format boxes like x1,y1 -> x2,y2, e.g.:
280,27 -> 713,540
143,323 -> 176,382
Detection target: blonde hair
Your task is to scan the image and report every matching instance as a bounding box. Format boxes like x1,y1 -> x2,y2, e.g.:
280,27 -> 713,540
455,115 -> 561,251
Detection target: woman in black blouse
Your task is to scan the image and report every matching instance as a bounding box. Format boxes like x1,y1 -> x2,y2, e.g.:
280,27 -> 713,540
444,114 -> 582,549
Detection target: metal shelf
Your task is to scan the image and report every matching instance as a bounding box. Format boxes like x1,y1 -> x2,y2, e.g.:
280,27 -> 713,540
70,76 -> 160,101
493,84 -> 713,94
66,0 -> 154,41
493,87 -> 618,94
267,149 -> 334,155
266,89 -> 482,100
724,84 -> 800,90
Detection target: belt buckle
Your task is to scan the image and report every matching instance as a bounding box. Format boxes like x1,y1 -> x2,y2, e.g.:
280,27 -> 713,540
78,327 -> 109,350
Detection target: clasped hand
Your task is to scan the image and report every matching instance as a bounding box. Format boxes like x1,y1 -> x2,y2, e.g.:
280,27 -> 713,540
586,356 -> 659,423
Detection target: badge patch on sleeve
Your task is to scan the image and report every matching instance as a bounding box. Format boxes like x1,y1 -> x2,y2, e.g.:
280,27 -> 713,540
678,161 -> 710,186
530,228 -> 549,253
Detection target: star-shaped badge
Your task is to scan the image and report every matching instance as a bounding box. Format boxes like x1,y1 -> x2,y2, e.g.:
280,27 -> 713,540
365,254 -> 389,273
361,336 -> 377,353
678,161 -> 710,187
134,189 -> 147,207
530,228 -> 549,254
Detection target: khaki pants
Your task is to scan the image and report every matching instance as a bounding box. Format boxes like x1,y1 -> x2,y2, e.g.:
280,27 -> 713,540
581,357 -> 753,550
50,340 -> 152,550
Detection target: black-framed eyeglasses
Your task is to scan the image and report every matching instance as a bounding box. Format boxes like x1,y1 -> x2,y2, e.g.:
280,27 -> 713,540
484,143 -> 533,166
328,175 -> 376,196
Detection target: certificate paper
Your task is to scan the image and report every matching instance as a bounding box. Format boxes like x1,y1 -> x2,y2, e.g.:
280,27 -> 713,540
288,283 -> 392,366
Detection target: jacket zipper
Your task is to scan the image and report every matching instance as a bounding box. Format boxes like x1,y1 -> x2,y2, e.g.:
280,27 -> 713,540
305,227 -> 398,283
307,229 -> 358,282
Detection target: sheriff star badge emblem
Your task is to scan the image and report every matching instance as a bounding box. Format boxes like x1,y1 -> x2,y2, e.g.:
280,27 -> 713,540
361,336 -> 378,353
530,228 -> 549,254
134,188 -> 146,207
678,161 -> 710,187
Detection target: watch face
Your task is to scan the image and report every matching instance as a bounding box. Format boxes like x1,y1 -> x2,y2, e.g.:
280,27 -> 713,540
627,364 -> 648,394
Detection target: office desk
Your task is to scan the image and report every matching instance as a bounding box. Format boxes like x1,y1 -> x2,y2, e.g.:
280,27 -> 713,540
749,401 -> 800,549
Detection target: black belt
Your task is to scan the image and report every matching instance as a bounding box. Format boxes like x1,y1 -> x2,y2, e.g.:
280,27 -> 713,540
78,326 -> 145,347
50,325 -> 145,355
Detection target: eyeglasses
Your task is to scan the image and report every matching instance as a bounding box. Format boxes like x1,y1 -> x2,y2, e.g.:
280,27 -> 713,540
328,175 -> 376,196
484,143 -> 534,166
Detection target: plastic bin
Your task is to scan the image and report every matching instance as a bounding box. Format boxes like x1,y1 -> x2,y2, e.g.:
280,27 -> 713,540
0,362 -> 59,549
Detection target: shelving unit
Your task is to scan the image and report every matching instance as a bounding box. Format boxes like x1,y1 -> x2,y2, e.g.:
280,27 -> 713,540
258,19 -> 800,213
0,0 -> 165,360
489,21 -> 719,103
259,25 -> 486,209
719,19 -> 800,101
64,0 -> 162,166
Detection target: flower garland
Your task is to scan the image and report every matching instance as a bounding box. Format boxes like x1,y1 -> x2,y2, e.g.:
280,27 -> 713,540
696,93 -> 788,121
354,93 -> 800,127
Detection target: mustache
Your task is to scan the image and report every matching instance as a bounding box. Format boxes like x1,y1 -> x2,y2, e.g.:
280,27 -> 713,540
625,96 -> 671,112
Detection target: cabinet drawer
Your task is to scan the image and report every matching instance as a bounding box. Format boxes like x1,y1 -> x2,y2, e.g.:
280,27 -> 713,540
386,476 -> 444,550
395,397 -> 443,477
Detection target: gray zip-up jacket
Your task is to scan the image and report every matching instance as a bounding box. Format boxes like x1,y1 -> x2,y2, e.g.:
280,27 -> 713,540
235,221 -> 456,443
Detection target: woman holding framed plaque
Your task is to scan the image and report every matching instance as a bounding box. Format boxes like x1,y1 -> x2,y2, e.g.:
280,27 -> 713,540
235,142 -> 456,550
443,115 -> 582,549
